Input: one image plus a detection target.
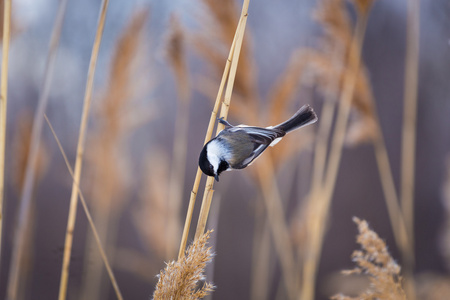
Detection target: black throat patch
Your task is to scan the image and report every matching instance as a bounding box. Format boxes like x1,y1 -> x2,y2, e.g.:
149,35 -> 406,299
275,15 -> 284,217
217,160 -> 229,176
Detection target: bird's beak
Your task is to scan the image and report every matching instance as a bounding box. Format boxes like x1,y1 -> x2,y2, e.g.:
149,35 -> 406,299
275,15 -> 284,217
214,174 -> 219,182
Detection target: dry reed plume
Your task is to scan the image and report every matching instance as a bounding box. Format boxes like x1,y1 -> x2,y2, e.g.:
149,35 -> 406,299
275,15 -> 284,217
153,230 -> 215,300
332,217 -> 406,300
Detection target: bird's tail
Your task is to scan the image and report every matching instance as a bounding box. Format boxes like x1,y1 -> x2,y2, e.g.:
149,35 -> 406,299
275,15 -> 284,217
273,105 -> 318,133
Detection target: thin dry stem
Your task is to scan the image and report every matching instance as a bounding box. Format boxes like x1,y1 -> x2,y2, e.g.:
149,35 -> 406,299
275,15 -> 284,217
58,1 -> 109,299
194,0 -> 250,240
178,6 -> 243,258
300,10 -> 370,300
400,1 -> 420,297
79,8 -> 149,299
166,15 -> 191,259
5,1 -> 67,298
256,158 -> 298,300
45,115 -> 123,300
251,215 -> 272,300
0,0 -> 11,277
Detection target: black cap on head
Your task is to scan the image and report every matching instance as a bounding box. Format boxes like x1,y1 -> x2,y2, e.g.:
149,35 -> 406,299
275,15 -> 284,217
199,144 -> 215,177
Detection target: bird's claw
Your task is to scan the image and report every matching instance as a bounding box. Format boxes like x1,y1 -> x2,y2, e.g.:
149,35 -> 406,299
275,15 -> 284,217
217,117 -> 233,127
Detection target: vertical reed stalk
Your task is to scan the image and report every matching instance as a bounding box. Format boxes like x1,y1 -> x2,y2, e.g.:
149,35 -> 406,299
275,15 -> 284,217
194,0 -> 250,239
250,215 -> 272,300
0,0 -> 11,273
194,4 -> 251,240
177,21 -> 238,258
401,0 -> 420,298
256,158 -> 297,300
6,1 -> 67,299
178,3 -> 248,258
45,115 -> 123,300
58,1 -> 109,299
167,19 -> 191,259
310,100 -> 335,193
372,130 -> 410,256
300,11 -> 370,300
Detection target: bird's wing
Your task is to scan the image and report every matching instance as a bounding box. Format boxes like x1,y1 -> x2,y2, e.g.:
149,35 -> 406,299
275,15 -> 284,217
228,126 -> 285,145
240,144 -> 269,167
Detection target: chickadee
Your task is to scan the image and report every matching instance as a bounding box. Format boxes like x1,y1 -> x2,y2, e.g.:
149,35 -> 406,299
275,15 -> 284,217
199,104 -> 318,181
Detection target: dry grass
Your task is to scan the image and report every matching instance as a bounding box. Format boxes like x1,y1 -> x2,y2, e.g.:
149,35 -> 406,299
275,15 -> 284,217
5,0 -> 67,298
45,115 -> 123,300
300,1 -> 374,299
190,1 -> 315,298
194,0 -> 250,240
153,230 -> 215,300
134,150 -> 171,259
0,0 -> 11,277
178,0 -> 250,258
11,111 -> 49,193
332,217 -> 406,300
166,14 -> 191,259
0,0 -> 439,299
416,273 -> 450,300
400,1 -> 420,298
79,8 -> 150,299
58,1 -> 110,299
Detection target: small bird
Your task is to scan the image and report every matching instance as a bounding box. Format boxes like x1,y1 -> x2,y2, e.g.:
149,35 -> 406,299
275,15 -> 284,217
199,104 -> 318,181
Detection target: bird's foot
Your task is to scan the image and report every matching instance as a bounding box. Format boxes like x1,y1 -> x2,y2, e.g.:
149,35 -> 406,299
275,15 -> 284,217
217,117 -> 233,127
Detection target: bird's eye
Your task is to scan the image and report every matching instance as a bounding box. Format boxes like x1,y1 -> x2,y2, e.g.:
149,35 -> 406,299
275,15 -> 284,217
209,164 -> 214,171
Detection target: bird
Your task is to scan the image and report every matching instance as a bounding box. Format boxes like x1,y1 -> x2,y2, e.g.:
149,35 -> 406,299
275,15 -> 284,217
198,104 -> 318,181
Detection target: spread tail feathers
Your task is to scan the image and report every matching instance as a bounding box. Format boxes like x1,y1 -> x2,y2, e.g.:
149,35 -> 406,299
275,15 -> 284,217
274,105 -> 318,133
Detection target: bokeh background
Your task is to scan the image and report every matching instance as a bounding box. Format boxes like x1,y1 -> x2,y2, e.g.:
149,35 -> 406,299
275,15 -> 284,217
1,0 -> 450,299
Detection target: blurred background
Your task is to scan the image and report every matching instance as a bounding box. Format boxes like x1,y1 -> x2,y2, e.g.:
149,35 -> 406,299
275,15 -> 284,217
1,0 -> 450,299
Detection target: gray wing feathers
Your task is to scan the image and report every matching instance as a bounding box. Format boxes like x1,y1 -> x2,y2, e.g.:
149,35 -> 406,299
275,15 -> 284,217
229,126 -> 285,144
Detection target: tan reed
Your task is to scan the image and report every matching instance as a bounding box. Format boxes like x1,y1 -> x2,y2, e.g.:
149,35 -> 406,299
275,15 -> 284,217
5,1 -> 68,299
300,4 -> 372,300
177,4 -> 244,258
0,0 -> 11,275
45,115 -> 123,300
194,0 -> 250,240
58,1 -> 110,299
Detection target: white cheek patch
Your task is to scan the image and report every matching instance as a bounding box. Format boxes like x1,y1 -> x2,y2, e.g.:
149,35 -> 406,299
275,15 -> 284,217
207,140 -> 222,173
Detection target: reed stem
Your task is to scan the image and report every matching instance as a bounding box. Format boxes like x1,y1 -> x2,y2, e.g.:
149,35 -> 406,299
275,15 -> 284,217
194,0 -> 250,239
58,1 -> 109,299
177,21 -> 238,258
0,0 -> 11,275
5,1 -> 67,298
256,159 -> 298,300
300,11 -> 370,300
400,0 -> 420,298
178,1 -> 249,257
45,115 -> 123,300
